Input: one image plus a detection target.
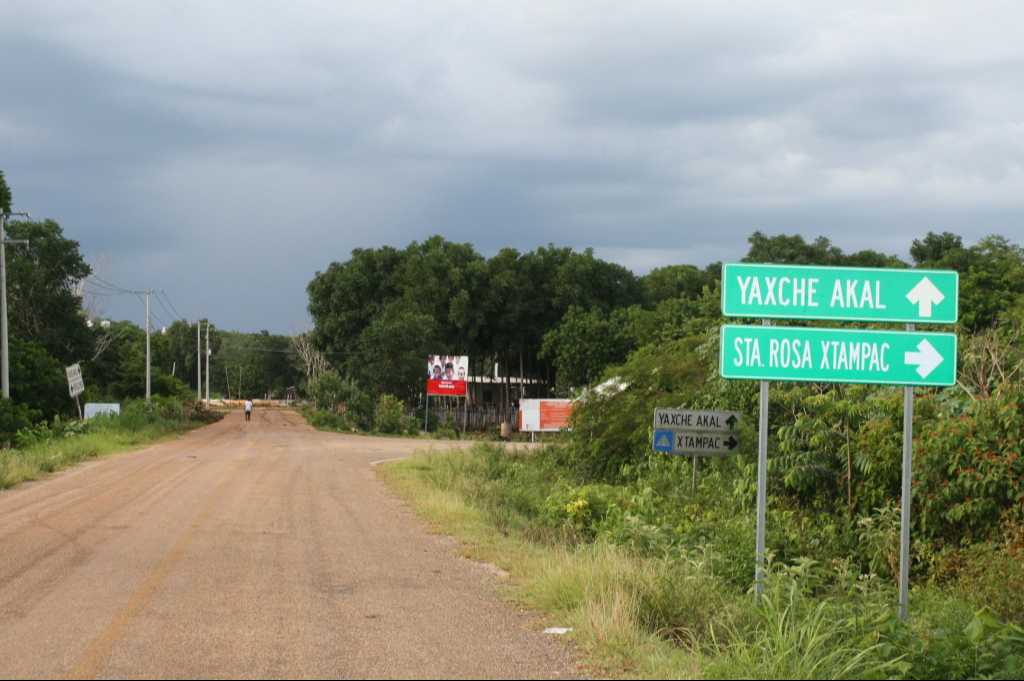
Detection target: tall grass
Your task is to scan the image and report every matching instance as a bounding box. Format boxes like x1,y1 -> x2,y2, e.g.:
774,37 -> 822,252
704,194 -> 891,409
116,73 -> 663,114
380,442 -> 1013,680
698,575 -> 896,680
0,398 -> 220,489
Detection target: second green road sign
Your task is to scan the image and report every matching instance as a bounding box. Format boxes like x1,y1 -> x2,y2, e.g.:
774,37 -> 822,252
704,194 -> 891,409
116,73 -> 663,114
722,263 -> 959,324
720,325 -> 957,386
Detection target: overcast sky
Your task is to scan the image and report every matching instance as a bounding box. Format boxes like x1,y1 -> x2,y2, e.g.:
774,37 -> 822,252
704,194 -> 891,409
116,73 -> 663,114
2,1 -> 1023,334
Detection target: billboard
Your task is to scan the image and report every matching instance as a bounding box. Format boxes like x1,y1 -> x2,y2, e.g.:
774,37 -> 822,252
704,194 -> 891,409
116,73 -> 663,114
427,355 -> 469,396
519,399 -> 575,432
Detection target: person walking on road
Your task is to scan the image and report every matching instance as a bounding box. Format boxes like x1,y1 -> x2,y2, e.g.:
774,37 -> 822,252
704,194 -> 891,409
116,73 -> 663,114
245,399 -> 253,422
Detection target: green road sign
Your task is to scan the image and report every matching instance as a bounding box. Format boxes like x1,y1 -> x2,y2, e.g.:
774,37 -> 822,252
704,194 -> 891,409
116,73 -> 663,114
722,263 -> 959,324
720,325 -> 957,386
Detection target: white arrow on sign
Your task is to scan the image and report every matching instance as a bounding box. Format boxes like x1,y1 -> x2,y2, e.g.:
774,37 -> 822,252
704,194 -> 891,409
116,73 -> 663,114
905,339 -> 944,379
906,277 -> 945,318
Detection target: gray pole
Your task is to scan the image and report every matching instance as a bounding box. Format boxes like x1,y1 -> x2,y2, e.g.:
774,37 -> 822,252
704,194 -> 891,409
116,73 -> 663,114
0,209 -> 30,400
755,319 -> 771,600
1,209 -> 8,400
146,291 -> 152,401
900,323 -> 915,620
205,323 -> 210,404
197,321 -> 202,401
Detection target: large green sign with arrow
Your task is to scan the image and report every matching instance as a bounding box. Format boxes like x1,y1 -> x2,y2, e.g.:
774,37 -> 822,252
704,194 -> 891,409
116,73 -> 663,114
722,263 -> 959,324
720,325 -> 957,386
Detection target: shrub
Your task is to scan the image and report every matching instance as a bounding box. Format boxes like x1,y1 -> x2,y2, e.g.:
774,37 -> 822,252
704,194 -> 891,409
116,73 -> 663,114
0,399 -> 41,445
304,408 -> 351,432
912,391 -> 1024,546
375,394 -> 405,434
947,520 -> 1024,624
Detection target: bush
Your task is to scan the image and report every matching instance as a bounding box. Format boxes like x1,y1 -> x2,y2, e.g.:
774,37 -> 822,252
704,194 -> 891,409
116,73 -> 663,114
307,370 -> 349,412
375,394 -> 405,434
304,408 -> 351,432
912,391 -> 1024,546
0,399 -> 41,444
542,483 -> 620,540
945,520 -> 1024,624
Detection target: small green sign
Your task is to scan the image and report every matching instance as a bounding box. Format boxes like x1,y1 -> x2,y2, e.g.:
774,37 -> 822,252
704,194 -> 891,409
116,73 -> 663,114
720,325 -> 957,386
722,263 -> 959,324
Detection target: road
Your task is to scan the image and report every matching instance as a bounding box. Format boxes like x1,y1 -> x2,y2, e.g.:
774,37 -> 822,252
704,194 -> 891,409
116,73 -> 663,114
0,410 -> 583,680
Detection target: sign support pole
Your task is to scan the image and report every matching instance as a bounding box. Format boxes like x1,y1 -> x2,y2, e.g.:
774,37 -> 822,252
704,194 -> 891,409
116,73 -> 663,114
424,394 -> 429,433
755,319 -> 770,600
900,323 -> 915,621
692,456 -> 698,494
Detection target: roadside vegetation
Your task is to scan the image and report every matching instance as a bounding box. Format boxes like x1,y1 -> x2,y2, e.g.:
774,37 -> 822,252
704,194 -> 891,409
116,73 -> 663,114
382,434 -> 1024,679
0,397 -> 222,489
362,231 -> 1024,678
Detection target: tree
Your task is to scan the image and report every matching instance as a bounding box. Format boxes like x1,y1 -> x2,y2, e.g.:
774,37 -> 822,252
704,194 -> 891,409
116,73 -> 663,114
540,306 -> 634,394
5,218 -> 92,365
743,231 -> 846,265
160,320 -> 223,393
291,329 -> 330,382
10,337 -> 68,419
0,170 -> 12,214
958,236 -> 1024,331
910,231 -> 965,267
350,304 -> 439,402
307,245 -> 405,360
641,264 -> 716,305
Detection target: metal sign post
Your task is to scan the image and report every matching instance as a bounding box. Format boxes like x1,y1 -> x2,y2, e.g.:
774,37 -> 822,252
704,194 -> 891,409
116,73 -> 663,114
900,324 -> 915,620
756,320 -> 770,599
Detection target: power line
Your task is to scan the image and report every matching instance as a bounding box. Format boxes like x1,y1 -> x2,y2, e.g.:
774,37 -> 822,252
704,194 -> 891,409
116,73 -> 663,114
157,290 -> 187,322
83,273 -> 134,295
154,292 -> 179,325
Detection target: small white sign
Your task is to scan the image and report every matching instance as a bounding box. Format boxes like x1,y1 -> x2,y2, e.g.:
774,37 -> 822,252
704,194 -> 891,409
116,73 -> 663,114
66,363 -> 85,398
84,403 -> 121,420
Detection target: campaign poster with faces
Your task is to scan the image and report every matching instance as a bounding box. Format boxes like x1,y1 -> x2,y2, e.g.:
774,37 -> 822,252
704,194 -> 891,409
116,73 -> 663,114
427,355 -> 469,396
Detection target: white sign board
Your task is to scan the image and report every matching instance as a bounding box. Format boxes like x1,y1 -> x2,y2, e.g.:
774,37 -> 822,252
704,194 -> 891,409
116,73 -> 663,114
653,409 -> 741,432
519,399 -> 575,432
66,363 -> 85,398
84,403 -> 121,420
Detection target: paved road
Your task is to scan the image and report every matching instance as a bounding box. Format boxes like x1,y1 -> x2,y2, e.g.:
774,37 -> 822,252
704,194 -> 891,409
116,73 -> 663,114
0,411 -> 583,679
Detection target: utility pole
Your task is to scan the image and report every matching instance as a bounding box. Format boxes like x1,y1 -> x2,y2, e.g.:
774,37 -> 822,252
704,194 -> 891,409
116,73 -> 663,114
146,290 -> 152,400
197,321 -> 202,401
205,322 -> 210,404
1,208 -> 30,399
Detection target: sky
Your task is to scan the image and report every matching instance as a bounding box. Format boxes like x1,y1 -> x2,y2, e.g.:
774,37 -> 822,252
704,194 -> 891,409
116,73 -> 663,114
2,1 -> 1023,334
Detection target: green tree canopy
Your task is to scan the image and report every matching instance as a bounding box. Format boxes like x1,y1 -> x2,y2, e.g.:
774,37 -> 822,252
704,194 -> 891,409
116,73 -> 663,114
0,170 -> 12,214
5,218 -> 92,365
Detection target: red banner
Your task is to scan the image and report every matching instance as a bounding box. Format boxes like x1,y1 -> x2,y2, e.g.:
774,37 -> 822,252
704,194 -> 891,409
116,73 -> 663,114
427,355 -> 469,396
427,379 -> 467,397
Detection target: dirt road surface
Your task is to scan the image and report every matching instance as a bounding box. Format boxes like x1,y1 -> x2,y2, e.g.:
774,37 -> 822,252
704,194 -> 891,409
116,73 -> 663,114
0,411 -> 584,680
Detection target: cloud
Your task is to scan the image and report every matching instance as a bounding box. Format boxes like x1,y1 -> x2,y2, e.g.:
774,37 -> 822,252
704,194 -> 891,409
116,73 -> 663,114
3,1 -> 1024,332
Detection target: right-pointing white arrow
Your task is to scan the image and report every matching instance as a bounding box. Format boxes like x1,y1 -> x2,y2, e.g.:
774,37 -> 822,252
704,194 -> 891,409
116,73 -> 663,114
905,339 -> 944,379
906,277 -> 945,318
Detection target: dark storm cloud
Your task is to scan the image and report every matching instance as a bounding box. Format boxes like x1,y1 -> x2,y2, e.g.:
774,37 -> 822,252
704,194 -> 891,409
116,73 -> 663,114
2,1 -> 1023,333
